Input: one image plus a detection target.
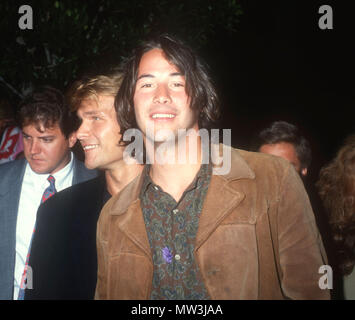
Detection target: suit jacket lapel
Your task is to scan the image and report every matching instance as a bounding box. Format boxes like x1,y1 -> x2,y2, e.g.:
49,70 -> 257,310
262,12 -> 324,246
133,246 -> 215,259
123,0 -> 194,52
0,159 -> 26,220
0,158 -> 26,196
0,159 -> 27,299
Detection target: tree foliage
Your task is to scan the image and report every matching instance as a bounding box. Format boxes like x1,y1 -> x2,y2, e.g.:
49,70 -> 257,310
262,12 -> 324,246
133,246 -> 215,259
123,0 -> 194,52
0,0 -> 242,105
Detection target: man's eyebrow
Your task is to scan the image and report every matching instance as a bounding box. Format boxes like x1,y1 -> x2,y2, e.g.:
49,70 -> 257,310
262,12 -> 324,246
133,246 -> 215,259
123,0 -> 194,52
137,74 -> 154,81
80,110 -> 105,117
137,72 -> 184,81
82,111 -> 100,115
170,72 -> 183,77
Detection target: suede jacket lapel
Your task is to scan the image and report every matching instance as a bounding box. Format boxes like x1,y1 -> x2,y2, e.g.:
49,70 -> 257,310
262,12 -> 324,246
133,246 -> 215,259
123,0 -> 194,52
108,173 -> 152,261
196,146 -> 255,249
108,145 -> 255,259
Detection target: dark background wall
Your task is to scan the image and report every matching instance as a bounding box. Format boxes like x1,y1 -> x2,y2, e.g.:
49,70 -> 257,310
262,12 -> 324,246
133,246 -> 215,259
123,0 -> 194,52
202,1 -> 354,186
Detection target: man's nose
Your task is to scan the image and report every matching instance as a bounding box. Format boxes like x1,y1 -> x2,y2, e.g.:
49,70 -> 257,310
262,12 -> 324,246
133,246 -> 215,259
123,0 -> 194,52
30,140 -> 40,154
153,84 -> 172,104
76,120 -> 89,140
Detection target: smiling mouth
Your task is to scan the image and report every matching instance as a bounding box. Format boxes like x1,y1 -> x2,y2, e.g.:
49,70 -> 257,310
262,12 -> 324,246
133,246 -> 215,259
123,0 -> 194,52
82,144 -> 99,151
151,113 -> 176,119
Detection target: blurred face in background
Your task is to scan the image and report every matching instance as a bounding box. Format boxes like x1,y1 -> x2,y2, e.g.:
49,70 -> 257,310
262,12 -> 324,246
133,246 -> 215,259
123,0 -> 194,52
259,142 -> 307,177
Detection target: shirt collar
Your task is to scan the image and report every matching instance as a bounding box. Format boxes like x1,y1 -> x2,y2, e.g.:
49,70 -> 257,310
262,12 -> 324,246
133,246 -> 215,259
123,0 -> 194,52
51,152 -> 73,185
140,165 -> 152,196
140,163 -> 211,197
26,152 -> 73,189
109,145 -> 256,217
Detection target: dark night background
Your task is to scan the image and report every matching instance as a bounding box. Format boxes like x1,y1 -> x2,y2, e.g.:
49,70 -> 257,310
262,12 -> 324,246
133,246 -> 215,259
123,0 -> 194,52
206,1 -> 354,186
1,1 -> 353,178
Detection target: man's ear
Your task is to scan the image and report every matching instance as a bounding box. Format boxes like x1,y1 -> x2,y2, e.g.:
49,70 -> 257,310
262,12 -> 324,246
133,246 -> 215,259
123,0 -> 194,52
68,132 -> 77,148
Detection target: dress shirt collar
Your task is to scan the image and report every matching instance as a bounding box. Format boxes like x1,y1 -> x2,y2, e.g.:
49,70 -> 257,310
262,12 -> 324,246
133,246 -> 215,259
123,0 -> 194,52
26,152 -> 74,191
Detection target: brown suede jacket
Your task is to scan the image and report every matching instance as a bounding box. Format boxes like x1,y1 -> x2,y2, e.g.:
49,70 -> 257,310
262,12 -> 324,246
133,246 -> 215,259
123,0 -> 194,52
95,147 -> 330,299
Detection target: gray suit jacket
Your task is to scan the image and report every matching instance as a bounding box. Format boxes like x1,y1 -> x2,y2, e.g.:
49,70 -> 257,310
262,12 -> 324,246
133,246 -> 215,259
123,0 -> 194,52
0,156 -> 98,299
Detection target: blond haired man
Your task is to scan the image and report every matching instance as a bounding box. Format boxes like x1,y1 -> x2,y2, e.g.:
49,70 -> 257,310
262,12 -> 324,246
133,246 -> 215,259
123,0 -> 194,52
24,73 -> 142,300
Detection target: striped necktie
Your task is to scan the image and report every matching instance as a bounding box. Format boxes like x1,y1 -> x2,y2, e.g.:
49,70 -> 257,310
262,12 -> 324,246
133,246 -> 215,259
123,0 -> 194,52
17,175 -> 57,299
41,175 -> 57,203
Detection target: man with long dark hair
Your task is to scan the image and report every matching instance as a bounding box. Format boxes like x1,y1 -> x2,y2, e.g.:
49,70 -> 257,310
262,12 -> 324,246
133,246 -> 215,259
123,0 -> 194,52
95,34 -> 329,300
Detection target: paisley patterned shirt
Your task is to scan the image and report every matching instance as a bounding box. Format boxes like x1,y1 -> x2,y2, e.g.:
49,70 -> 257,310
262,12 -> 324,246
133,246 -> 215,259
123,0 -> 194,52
140,164 -> 212,300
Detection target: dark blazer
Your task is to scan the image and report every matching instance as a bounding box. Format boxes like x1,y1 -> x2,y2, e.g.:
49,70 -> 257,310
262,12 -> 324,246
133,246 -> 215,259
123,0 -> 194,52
25,174 -> 108,300
0,157 -> 98,300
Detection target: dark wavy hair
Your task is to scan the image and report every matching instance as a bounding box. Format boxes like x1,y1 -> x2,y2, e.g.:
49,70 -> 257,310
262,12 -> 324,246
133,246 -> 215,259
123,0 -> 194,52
317,135 -> 355,275
18,86 -> 76,139
115,33 -> 220,145
251,121 -> 312,170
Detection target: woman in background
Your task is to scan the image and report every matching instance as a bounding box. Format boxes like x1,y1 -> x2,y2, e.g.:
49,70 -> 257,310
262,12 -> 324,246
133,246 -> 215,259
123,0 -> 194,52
317,135 -> 355,299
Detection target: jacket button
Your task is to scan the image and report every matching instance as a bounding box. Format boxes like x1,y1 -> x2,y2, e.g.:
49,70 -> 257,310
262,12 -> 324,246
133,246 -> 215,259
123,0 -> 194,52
175,254 -> 181,261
